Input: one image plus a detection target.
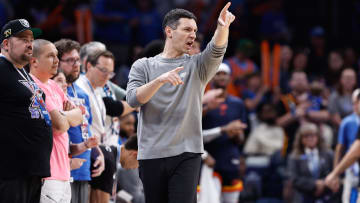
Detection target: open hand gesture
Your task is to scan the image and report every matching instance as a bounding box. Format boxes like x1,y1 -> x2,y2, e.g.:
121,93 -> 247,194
218,2 -> 236,27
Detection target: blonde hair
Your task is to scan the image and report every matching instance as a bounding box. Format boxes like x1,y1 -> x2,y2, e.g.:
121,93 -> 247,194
291,122 -> 326,156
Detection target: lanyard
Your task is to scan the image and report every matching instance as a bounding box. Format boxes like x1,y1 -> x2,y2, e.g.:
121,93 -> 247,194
0,55 -> 52,126
70,84 -> 78,99
68,83 -> 91,141
84,77 -> 105,127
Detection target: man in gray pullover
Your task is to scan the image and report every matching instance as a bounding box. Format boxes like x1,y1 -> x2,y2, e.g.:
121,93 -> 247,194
126,3 -> 235,203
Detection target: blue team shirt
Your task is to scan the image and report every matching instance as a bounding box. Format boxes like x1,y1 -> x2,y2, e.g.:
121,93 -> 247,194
203,95 -> 246,173
338,113 -> 359,152
67,84 -> 93,181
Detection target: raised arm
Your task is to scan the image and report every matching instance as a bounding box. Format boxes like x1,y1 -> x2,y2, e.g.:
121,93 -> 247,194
197,2 -> 235,83
213,2 -> 235,47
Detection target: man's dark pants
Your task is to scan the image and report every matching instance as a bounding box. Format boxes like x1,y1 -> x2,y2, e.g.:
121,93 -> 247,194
139,152 -> 201,203
0,176 -> 42,203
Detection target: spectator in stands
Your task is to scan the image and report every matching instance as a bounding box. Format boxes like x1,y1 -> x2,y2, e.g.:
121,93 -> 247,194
244,102 -> 285,156
288,123 -> 335,203
242,72 -> 269,129
325,50 -> 344,88
224,39 -> 258,97
0,19 -> 52,203
117,113 -> 145,203
276,71 -> 329,155
55,38 -> 104,203
291,48 -> 309,73
328,68 -> 357,128
203,63 -> 247,203
30,39 -> 83,203
52,69 -> 67,93
52,70 -> 93,173
77,49 -> 134,203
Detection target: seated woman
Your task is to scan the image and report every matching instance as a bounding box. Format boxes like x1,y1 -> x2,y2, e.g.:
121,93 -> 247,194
287,123 -> 336,203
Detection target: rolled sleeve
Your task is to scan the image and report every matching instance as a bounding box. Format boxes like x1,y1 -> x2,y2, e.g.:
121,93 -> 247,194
197,39 -> 227,84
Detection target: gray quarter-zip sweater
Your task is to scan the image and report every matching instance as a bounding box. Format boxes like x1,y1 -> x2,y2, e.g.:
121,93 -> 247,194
126,39 -> 227,160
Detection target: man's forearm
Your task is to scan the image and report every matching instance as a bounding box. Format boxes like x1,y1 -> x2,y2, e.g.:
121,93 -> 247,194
333,144 -> 343,167
136,78 -> 164,104
276,113 -> 297,127
120,101 -> 135,117
70,143 -> 88,156
213,24 -> 229,47
50,110 -> 70,133
333,140 -> 360,176
64,108 -> 83,127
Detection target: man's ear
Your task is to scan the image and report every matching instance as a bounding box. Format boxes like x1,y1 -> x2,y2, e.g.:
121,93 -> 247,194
85,61 -> 92,73
2,39 -> 9,51
165,26 -> 173,39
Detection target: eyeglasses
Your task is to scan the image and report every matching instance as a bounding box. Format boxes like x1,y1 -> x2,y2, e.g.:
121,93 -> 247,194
95,66 -> 115,79
60,57 -> 81,66
303,133 -> 317,137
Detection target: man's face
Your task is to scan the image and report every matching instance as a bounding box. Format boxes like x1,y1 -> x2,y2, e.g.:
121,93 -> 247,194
212,71 -> 230,89
59,49 -> 81,84
120,114 -> 136,138
89,56 -> 114,88
34,43 -> 59,78
168,18 -> 197,54
4,30 -> 34,65
341,69 -> 356,91
120,148 -> 138,169
290,72 -> 308,93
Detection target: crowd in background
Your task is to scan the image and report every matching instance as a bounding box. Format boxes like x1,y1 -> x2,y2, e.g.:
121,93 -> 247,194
2,0 -> 360,203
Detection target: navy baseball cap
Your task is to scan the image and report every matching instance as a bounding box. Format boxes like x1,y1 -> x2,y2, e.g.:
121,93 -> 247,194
1,19 -> 42,42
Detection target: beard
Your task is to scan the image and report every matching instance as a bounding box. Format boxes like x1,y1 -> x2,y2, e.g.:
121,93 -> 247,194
65,71 -> 80,84
120,129 -> 130,138
9,44 -> 32,66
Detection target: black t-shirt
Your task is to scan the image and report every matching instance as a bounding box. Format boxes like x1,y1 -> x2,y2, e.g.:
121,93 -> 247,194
0,57 -> 52,179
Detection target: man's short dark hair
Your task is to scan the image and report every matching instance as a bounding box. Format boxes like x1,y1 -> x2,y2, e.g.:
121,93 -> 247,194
86,50 -> 114,68
32,39 -> 52,58
162,9 -> 196,34
54,39 -> 80,59
124,135 -> 138,151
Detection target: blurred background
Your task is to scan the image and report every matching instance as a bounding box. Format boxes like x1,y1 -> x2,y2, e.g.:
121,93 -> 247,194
3,0 -> 360,202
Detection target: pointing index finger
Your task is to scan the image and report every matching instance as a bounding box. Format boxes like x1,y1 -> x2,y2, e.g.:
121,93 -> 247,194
174,66 -> 184,73
221,2 -> 231,15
